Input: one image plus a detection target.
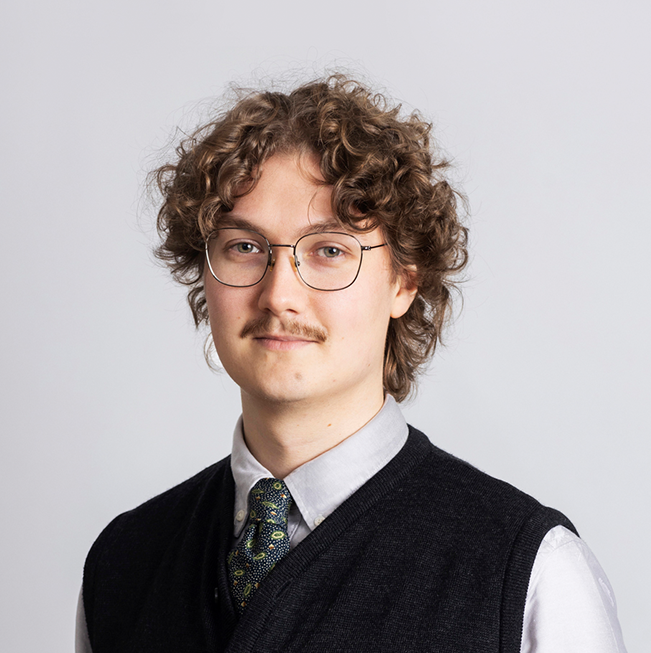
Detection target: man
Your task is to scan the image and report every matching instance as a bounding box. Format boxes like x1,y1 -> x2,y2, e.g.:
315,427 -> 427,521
78,75 -> 626,652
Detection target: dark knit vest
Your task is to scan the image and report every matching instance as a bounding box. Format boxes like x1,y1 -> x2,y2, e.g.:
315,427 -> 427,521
83,427 -> 576,653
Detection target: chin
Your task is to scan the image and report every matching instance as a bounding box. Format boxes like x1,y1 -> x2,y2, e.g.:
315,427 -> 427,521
246,385 -> 314,406
240,372 -> 331,407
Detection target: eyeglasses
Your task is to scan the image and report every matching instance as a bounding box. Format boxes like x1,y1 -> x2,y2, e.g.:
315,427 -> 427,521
205,228 -> 387,291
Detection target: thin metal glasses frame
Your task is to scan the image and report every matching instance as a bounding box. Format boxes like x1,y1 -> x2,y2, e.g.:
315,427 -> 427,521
204,227 -> 387,292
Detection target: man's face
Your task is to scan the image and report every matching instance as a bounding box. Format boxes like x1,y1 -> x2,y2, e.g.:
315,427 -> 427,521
204,153 -> 416,408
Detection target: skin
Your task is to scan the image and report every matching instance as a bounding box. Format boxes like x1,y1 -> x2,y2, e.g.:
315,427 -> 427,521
204,152 -> 417,478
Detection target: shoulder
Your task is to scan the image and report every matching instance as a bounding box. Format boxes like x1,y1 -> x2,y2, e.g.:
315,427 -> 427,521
82,457 -> 235,647
83,456 -> 234,636
96,456 -> 231,541
404,427 -> 588,651
403,423 -> 578,619
84,455 -> 232,581
406,425 -> 575,531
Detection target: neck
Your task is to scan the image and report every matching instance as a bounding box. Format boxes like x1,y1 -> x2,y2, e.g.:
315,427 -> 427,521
240,387 -> 386,478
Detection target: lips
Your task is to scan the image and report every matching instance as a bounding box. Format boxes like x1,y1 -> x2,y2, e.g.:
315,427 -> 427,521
255,333 -> 315,342
253,334 -> 317,351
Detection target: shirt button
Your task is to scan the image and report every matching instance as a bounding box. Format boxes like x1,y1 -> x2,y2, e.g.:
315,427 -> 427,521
236,510 -> 246,522
314,515 -> 325,527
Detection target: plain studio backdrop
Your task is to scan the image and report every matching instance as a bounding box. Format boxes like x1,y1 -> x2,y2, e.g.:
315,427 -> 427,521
1,0 -> 649,650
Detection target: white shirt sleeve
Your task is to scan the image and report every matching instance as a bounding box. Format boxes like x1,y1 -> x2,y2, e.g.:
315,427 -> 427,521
75,587 -> 92,653
521,525 -> 627,653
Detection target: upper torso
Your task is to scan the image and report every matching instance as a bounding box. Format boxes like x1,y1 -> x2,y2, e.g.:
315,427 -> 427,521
77,397 -> 626,653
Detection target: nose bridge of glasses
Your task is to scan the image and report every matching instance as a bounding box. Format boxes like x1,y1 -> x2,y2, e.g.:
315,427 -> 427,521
268,243 -> 298,272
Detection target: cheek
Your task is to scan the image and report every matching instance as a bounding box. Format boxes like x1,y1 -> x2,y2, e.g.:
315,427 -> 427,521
205,285 -> 250,346
324,285 -> 393,354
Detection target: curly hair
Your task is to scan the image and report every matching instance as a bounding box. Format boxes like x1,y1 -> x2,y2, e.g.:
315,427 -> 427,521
153,74 -> 468,402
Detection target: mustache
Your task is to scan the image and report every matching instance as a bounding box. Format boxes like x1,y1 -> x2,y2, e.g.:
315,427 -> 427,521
240,315 -> 328,343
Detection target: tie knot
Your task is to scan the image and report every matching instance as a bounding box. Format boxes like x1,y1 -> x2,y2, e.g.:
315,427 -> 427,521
248,478 -> 292,525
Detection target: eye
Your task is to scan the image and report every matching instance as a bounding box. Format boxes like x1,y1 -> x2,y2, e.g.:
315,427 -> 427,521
318,246 -> 344,258
235,242 -> 258,254
298,233 -> 358,267
230,240 -> 263,255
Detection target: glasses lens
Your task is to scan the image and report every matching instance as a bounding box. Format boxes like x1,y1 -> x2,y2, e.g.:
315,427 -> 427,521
296,233 -> 362,290
206,229 -> 269,287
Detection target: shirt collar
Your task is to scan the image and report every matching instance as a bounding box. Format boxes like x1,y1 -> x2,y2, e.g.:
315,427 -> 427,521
230,395 -> 408,537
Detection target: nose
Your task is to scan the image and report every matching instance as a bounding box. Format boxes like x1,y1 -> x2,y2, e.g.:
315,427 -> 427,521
257,246 -> 306,315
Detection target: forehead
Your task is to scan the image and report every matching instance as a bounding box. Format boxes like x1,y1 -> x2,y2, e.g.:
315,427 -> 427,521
221,153 -> 382,244
221,153 -> 340,237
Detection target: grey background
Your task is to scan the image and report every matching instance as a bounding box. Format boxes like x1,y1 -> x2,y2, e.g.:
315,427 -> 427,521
1,0 -> 648,650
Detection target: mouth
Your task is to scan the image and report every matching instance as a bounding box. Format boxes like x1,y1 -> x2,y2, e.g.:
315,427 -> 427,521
253,333 -> 318,351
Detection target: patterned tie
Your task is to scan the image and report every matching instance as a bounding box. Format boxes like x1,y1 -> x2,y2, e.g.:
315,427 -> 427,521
227,477 -> 293,614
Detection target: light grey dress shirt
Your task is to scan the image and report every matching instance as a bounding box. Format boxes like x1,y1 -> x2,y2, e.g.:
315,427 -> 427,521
76,395 -> 627,652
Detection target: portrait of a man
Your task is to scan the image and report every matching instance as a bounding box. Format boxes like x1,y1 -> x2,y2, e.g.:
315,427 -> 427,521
76,76 -> 627,652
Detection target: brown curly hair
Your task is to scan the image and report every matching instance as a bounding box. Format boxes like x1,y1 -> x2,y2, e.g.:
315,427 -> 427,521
153,74 -> 468,402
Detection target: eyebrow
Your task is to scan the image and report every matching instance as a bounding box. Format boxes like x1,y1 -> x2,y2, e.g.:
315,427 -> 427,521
217,214 -> 348,239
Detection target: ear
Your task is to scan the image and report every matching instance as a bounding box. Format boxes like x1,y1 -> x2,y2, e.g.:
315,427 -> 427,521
390,266 -> 418,319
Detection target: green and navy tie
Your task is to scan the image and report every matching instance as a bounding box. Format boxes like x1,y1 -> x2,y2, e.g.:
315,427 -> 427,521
227,478 -> 293,614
